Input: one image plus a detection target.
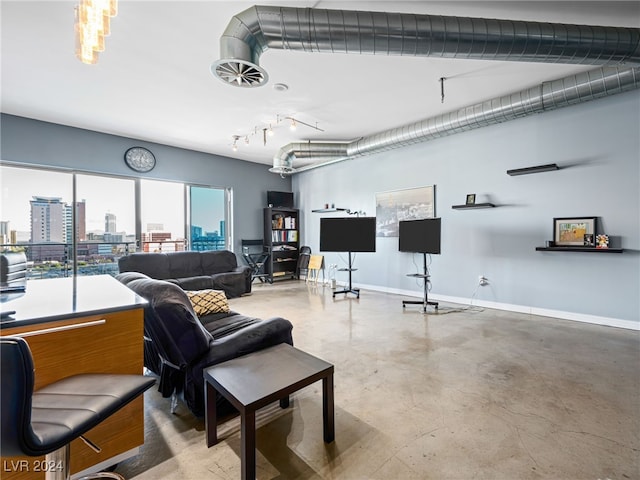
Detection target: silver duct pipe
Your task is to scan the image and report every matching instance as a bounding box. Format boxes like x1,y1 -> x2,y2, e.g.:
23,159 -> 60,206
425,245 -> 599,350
212,6 -> 640,87
284,66 -> 639,174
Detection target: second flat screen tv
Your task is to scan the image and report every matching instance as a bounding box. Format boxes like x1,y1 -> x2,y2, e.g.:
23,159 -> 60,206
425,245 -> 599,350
320,217 -> 376,252
399,218 -> 441,254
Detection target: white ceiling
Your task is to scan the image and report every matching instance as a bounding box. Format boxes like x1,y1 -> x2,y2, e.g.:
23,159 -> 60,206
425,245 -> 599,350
2,1 -> 638,170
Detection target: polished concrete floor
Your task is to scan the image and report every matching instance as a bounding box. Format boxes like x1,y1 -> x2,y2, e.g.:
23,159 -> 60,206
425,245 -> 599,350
116,281 -> 639,480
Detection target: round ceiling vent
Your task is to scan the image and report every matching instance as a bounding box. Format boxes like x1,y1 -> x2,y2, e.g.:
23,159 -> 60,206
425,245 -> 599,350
211,59 -> 268,88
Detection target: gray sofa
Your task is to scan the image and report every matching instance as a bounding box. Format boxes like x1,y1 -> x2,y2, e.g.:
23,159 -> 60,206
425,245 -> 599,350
116,271 -> 293,418
118,250 -> 251,298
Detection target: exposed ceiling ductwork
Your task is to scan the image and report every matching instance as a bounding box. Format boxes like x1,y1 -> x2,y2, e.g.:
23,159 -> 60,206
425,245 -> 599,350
212,6 -> 640,173
281,66 -> 640,174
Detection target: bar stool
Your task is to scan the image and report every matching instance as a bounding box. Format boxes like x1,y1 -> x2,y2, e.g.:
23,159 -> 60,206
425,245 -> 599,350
0,336 -> 155,480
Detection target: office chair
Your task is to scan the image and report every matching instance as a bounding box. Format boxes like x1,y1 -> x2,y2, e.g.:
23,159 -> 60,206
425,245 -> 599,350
0,336 -> 156,480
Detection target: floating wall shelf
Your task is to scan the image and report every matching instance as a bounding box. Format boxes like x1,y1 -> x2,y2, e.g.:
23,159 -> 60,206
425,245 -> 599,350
507,163 -> 559,176
452,203 -> 496,210
311,208 -> 348,213
535,246 -> 623,253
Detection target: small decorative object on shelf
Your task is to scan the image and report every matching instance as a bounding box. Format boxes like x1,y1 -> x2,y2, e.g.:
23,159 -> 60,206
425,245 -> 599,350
596,234 -> 609,249
465,194 -> 476,205
583,234 -> 594,247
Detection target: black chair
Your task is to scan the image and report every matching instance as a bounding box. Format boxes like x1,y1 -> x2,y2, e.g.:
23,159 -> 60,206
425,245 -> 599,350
1,252 -> 28,285
296,246 -> 312,279
241,239 -> 270,283
0,336 -> 156,480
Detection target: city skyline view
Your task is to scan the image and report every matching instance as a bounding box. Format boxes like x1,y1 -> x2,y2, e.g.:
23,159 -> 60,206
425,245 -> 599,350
0,166 -> 226,243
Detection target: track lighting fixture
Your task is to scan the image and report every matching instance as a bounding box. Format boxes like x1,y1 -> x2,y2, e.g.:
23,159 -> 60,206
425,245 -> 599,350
231,135 -> 240,152
229,115 -> 324,150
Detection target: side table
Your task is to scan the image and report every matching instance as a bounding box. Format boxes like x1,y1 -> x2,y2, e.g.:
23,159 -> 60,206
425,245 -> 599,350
204,343 -> 335,480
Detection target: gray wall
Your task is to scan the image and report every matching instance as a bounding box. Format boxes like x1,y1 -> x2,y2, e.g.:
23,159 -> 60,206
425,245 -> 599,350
0,114 -> 291,252
293,90 -> 640,327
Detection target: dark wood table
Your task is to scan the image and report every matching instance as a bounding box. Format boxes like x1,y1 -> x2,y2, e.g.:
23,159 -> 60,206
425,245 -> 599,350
204,343 -> 335,480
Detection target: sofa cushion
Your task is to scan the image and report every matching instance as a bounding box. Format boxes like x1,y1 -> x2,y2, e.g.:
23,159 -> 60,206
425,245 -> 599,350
167,251 -> 204,278
185,289 -> 229,317
211,273 -> 248,299
200,250 -> 238,275
118,253 -> 172,280
171,275 -> 215,291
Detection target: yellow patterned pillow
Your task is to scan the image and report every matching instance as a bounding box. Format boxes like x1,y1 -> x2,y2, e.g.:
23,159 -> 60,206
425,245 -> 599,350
185,289 -> 229,316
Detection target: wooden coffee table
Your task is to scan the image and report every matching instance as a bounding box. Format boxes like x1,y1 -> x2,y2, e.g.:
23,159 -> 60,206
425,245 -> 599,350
204,343 -> 335,480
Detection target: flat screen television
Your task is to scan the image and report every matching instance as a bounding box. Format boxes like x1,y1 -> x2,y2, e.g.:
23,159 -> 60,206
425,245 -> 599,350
320,217 -> 376,252
267,191 -> 294,208
398,218 -> 441,254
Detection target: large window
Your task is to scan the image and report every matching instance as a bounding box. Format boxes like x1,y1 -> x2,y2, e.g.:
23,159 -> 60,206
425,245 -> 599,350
140,179 -> 186,252
76,174 -> 136,275
1,164 -> 231,278
190,185 -> 229,251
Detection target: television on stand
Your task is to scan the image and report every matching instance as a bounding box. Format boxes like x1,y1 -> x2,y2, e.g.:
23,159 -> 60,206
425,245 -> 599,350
399,217 -> 441,254
320,217 -> 376,298
398,218 -> 441,312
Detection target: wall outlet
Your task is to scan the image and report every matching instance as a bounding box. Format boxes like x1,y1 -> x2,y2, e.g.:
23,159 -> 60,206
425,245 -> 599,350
479,275 -> 489,286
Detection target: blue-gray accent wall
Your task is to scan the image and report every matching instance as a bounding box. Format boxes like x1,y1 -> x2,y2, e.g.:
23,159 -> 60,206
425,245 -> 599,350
293,90 -> 639,325
2,88 -> 638,326
0,114 -> 291,252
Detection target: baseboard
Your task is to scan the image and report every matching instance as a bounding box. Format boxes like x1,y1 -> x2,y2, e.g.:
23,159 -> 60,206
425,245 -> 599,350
348,282 -> 640,331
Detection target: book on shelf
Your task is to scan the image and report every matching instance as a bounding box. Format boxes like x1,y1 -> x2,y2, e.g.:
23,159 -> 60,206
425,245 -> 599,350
271,230 -> 298,242
272,215 -> 296,230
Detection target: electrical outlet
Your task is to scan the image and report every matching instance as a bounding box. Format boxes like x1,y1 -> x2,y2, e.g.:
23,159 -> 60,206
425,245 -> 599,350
479,275 -> 489,286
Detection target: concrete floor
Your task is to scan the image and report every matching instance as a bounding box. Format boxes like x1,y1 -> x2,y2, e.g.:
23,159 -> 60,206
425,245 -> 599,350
116,281 -> 639,480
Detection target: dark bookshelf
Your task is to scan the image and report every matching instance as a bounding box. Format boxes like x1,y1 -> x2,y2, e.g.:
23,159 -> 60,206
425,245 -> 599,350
263,207 -> 300,282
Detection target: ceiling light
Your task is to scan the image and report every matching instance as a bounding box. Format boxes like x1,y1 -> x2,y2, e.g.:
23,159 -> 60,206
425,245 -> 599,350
289,118 -> 297,131
268,124 -> 274,136
231,135 -> 240,151
75,0 -> 118,65
273,83 -> 289,92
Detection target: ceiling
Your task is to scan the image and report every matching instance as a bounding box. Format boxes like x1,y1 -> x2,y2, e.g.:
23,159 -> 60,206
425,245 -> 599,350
2,1 -> 639,170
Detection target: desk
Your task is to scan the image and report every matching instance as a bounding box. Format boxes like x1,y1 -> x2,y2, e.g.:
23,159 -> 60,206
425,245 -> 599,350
204,343 -> 335,480
0,275 -> 148,480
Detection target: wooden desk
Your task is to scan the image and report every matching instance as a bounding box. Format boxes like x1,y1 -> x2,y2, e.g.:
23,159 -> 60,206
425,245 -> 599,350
0,275 -> 148,480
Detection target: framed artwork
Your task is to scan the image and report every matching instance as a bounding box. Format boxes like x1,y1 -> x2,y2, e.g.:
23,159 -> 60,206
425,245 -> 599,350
375,185 -> 435,237
466,194 -> 476,205
553,217 -> 596,246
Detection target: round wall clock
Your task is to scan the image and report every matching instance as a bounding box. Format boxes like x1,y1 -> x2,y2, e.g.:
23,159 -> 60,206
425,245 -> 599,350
124,147 -> 156,172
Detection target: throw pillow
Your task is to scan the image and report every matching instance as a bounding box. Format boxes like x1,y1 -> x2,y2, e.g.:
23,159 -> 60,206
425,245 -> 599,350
185,289 -> 230,316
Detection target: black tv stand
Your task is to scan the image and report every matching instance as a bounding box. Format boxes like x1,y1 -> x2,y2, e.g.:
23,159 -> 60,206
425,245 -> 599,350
333,252 -> 360,298
402,253 -> 438,312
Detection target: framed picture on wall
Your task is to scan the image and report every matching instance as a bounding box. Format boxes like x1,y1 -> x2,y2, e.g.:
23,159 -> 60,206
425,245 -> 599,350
375,185 -> 435,237
553,217 -> 597,246
466,194 -> 476,205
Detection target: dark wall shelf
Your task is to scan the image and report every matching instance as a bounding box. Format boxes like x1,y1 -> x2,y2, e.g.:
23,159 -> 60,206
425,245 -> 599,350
535,247 -> 623,253
452,203 -> 496,210
312,208 -> 348,213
